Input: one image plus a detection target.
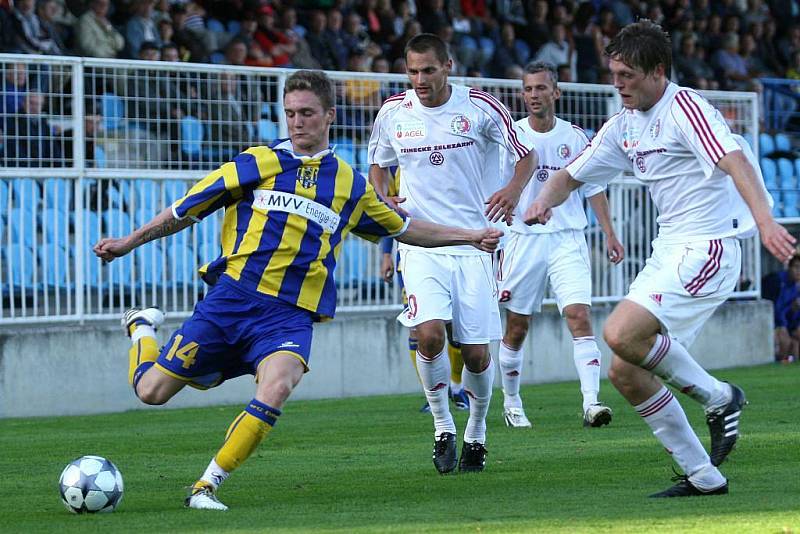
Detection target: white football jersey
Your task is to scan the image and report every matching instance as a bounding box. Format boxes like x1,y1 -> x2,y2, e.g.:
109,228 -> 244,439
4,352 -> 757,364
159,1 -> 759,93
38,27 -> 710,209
368,83 -> 534,254
512,117 -> 605,234
566,82 -> 763,243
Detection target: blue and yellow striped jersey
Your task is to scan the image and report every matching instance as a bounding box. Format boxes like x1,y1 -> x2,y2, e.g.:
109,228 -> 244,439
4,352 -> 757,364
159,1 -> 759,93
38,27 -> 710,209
172,139 -> 408,320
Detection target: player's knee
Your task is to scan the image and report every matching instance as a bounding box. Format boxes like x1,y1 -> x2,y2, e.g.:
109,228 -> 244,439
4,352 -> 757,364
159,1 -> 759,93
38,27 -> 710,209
135,383 -> 170,406
602,320 -> 628,354
505,321 -> 528,346
607,359 -> 632,392
564,306 -> 591,332
417,332 -> 446,357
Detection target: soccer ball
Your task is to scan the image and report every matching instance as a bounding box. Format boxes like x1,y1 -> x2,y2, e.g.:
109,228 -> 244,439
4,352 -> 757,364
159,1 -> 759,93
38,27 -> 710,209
58,455 -> 124,513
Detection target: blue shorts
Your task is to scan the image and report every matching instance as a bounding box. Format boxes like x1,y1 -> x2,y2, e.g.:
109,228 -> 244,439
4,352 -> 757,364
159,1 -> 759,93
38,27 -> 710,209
155,277 -> 314,389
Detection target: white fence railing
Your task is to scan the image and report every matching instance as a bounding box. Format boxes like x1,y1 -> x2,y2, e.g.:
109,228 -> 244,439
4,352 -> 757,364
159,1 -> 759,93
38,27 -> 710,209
0,54 -> 761,324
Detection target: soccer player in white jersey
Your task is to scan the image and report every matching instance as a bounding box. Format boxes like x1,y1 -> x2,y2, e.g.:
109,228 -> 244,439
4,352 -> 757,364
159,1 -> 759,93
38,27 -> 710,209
497,61 -> 625,429
526,20 -> 796,497
368,33 -> 537,474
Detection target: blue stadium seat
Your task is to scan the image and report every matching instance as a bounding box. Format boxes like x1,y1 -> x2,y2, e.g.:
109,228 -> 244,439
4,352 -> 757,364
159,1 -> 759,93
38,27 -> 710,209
356,146 -> 369,166
759,133 -> 775,156
795,158 -> 800,181
772,203 -> 784,218
0,180 -> 8,212
43,178 -> 71,212
3,243 -> 35,293
135,242 -> 163,291
777,158 -> 796,188
227,20 -> 241,34
102,249 -> 133,291
103,208 -> 134,237
94,145 -> 107,168
164,180 -> 188,205
334,139 -> 355,166
775,133 -> 792,153
258,119 -> 279,142
102,93 -> 125,132
133,180 -> 160,225
107,180 -> 131,209
41,208 -> 70,247
742,132 -> 754,150
82,247 -> 102,289
207,18 -> 226,33
209,52 -> 225,64
337,238 -> 370,287
9,207 -> 37,248
181,116 -> 204,159
783,191 -> 799,217
40,243 -> 71,291
12,178 -> 41,210
81,210 -> 101,250
761,158 -> 779,189
167,228 -> 197,288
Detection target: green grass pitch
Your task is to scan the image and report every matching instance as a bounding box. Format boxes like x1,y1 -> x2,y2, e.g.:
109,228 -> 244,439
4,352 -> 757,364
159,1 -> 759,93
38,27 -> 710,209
1,363 -> 798,533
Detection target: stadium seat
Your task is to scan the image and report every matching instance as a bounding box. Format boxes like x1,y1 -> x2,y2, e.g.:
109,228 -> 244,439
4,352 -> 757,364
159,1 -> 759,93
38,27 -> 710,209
209,52 -> 225,64
759,133 -> 775,156
0,216 -> 4,242
197,215 -> 222,263
356,146 -> 369,166
337,237 -> 372,288
777,158 -> 796,188
772,203 -> 784,218
135,242 -> 163,291
164,180 -> 188,205
40,243 -> 71,291
82,247 -> 102,289
207,18 -> 226,33
3,243 -> 35,293
102,248 -> 133,291
227,20 -> 241,34
168,234 -> 197,288
761,158 -> 779,189
94,145 -> 107,168
12,178 -> 41,210
102,208 -> 134,237
334,139 -> 355,166
102,93 -> 125,132
43,178 -> 71,212
133,180 -> 160,224
9,207 -> 37,248
742,132 -> 754,150
106,180 -> 132,209
775,133 -> 792,153
41,208 -> 70,247
80,210 -> 101,251
783,190 -> 800,216
181,116 -> 204,159
258,119 -> 279,142
0,180 -> 9,212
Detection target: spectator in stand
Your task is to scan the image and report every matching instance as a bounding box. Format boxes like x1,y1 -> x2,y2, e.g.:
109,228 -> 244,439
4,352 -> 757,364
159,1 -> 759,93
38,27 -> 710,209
419,0 -> 449,34
37,0 -> 70,52
778,25 -> 800,72
253,4 -> 293,67
765,255 -> 800,362
787,51 -> 800,80
740,32 -> 773,78
359,0 -> 384,40
489,21 -> 529,78
674,34 -> 718,89
325,9 -> 349,70
372,55 -> 390,73
524,0 -> 550,54
75,0 -> 125,58
494,0 -> 526,29
534,23 -> 576,82
170,3 -> 210,62
693,0 -> 712,22
9,0 -> 65,54
235,12 -> 273,67
712,33 -> 756,91
607,0 -> 634,26
0,63 -> 28,117
750,21 -> 784,76
701,13 -> 724,53
435,24 -> 467,75
392,0 -> 413,39
279,3 -> 305,38
2,91 -> 62,167
345,12 -> 381,60
223,36 -> 247,66
160,41 -> 180,62
125,0 -> 162,58
278,6 -> 321,69
305,10 -> 338,71
203,71 -> 255,159
571,3 -> 604,83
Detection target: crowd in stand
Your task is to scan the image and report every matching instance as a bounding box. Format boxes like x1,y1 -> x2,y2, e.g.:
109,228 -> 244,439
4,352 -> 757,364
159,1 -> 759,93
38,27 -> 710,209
1,0 -> 799,87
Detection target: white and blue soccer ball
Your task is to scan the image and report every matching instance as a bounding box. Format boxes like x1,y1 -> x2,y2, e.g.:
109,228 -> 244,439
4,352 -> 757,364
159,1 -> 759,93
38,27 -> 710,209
58,455 -> 124,514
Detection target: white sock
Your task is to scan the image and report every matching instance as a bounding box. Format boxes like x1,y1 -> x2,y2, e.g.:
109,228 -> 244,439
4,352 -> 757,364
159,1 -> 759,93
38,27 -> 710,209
416,349 -> 456,437
573,336 -> 601,412
635,387 -> 726,490
499,342 -> 523,409
200,458 -> 229,490
642,334 -> 731,412
462,357 -> 495,444
451,381 -> 463,395
131,324 -> 156,344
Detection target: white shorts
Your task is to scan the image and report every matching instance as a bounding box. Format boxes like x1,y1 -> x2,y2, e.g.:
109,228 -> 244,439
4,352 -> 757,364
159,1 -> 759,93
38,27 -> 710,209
397,249 -> 502,344
497,230 -> 592,315
626,237 -> 741,347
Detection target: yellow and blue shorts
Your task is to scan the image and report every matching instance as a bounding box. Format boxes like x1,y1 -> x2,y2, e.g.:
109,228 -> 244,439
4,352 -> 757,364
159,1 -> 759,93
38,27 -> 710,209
155,277 -> 313,389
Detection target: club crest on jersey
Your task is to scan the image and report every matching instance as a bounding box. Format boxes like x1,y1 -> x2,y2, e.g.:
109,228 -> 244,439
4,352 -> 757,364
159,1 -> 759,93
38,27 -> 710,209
429,151 -> 444,165
450,115 -> 471,134
622,128 -> 639,150
557,144 -> 571,159
296,165 -> 319,188
650,118 -> 661,139
536,169 -> 549,182
635,156 -> 646,173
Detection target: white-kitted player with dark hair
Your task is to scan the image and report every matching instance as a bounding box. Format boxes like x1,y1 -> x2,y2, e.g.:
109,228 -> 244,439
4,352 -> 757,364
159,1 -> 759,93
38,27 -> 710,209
368,33 -> 537,474
497,61 -> 624,429
526,20 -> 796,497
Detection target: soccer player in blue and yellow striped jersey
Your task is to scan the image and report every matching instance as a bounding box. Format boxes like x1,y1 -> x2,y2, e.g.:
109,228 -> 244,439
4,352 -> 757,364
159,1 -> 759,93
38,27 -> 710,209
94,70 -> 503,511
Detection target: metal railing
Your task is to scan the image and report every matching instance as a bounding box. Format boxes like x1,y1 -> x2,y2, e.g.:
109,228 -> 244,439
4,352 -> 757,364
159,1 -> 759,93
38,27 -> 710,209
0,54 -> 761,323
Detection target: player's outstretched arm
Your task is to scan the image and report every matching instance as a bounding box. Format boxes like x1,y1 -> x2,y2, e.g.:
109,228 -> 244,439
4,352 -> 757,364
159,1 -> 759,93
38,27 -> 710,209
93,207 -> 194,262
523,169 -> 583,225
369,164 -> 407,215
588,192 -> 624,264
485,149 -> 538,224
397,219 -> 503,253
718,150 -> 797,262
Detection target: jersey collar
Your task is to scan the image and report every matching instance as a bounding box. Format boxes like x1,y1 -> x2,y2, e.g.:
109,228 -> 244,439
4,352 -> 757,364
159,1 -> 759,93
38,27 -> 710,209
272,138 -> 333,162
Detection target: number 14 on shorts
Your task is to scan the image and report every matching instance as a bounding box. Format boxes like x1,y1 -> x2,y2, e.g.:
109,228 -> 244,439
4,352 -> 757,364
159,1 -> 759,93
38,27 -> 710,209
165,334 -> 199,369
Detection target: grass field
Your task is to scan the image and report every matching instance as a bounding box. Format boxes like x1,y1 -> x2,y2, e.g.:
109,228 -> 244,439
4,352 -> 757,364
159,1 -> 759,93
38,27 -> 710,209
1,363 -> 798,533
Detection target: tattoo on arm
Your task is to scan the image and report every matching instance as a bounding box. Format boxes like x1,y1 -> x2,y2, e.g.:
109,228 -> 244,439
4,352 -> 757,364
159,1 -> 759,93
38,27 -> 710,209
138,217 -> 186,245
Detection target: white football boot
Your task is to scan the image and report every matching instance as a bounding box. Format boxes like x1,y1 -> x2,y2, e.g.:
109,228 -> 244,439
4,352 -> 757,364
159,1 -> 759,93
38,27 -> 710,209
583,403 -> 613,427
121,307 -> 165,337
185,485 -> 229,511
503,407 -> 532,428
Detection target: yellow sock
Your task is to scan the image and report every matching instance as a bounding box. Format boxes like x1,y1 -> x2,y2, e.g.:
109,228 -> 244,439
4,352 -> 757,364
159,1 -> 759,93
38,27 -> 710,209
408,334 -> 419,373
448,340 -> 464,386
214,399 -> 281,474
128,328 -> 159,388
